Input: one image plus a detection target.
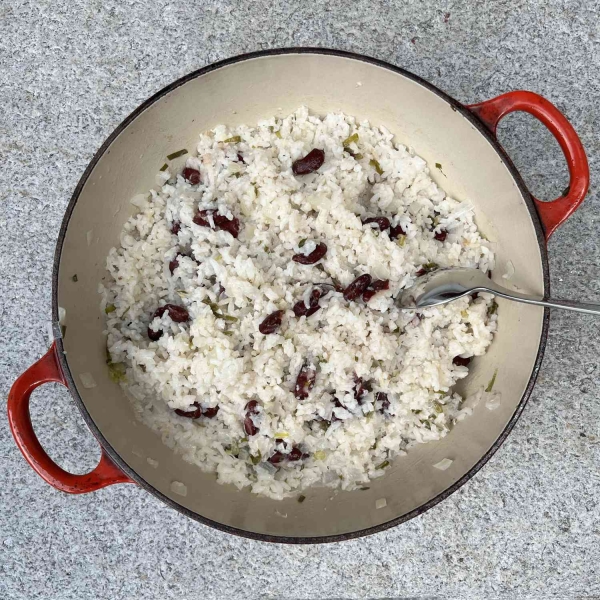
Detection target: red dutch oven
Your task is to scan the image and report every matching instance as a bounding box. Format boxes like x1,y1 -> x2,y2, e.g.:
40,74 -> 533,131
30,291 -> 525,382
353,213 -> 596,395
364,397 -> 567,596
7,49 -> 589,543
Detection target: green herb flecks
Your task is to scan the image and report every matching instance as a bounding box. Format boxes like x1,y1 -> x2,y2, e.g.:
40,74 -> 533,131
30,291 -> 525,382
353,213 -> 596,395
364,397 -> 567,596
104,304 -> 116,314
159,163 -> 169,172
71,274 -> 78,282
107,361 -> 127,384
433,401 -> 444,414
298,238 -> 307,248
297,495 -> 306,503
223,135 -> 242,144
342,133 -> 359,146
396,234 -> 407,247
486,369 -> 498,393
250,452 -> 262,465
370,158 -> 384,175
166,149 -> 188,160
376,460 -> 390,470
202,299 -> 238,322
488,301 -> 498,316
435,162 -> 446,176
360,487 -> 370,491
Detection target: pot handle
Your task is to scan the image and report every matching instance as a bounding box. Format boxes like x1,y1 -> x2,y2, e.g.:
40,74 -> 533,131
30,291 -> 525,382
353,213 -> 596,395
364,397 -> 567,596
7,343 -> 134,494
467,91 -> 589,239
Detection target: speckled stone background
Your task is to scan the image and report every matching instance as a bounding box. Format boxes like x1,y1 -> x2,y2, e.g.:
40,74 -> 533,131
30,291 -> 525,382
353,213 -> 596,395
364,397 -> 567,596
1,1 -> 600,598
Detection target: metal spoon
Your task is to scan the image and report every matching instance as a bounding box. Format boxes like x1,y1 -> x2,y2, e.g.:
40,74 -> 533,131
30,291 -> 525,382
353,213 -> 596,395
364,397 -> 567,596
397,267 -> 600,315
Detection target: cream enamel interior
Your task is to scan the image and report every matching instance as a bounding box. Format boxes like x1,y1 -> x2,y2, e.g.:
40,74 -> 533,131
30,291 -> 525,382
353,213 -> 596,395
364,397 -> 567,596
56,53 -> 545,539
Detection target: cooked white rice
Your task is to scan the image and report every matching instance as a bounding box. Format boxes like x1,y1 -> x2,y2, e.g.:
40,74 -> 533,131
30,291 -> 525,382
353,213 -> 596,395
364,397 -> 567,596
101,107 -> 497,500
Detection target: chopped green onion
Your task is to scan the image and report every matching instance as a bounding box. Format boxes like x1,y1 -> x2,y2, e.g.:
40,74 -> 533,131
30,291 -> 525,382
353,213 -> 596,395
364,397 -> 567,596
159,163 -> 169,172
420,262 -> 438,273
221,314 -> 238,322
71,274 -> 78,282
420,419 -> 432,430
274,432 -> 289,438
223,331 -> 233,336
105,304 -> 116,314
223,136 -> 242,143
250,452 -> 262,465
488,301 -> 498,316
297,495 -> 306,503
433,402 -> 444,414
314,450 -> 327,461
435,162 -> 443,170
370,158 -> 383,175
318,421 -> 329,432
275,130 -> 282,139
461,309 -> 469,319
376,460 -> 389,470
298,238 -> 307,247
396,234 -> 407,247
412,409 -> 422,415
342,133 -> 359,146
360,487 -> 370,491
166,149 -> 188,160
485,369 -> 498,393
108,362 -> 126,383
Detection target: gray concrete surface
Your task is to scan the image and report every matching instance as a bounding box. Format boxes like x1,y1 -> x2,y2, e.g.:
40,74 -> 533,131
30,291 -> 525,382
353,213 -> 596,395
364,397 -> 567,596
1,1 -> 600,598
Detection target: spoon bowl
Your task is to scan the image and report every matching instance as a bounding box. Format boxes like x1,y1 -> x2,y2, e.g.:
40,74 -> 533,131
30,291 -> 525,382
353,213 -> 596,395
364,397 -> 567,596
398,267 -> 600,315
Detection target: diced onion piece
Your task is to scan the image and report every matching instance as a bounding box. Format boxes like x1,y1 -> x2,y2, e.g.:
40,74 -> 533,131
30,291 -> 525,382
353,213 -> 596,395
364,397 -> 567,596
170,481 -> 187,496
433,458 -> 453,471
375,498 -> 387,509
79,372 -> 97,389
502,260 -> 515,280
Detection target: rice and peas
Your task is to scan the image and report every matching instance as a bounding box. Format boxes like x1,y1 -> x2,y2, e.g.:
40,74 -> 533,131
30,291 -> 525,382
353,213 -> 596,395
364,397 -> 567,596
101,107 -> 497,500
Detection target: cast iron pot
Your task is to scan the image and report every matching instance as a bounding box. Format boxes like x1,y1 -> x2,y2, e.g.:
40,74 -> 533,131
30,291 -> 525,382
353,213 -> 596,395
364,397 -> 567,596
7,49 -> 589,543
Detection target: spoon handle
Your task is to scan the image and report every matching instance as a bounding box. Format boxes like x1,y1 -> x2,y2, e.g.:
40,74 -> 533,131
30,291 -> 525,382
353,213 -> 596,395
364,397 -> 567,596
491,288 -> 600,315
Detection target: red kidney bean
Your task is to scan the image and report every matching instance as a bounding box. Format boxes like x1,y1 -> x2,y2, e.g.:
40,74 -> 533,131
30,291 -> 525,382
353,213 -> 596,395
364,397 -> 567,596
164,304 -> 190,323
169,257 -> 179,274
362,217 -> 391,231
259,310 -> 284,334
343,274 -> 372,301
471,292 -> 479,300
295,364 -> 316,399
292,148 -> 325,175
243,401 -> 260,436
389,224 -> 405,240
362,279 -> 390,302
182,167 -> 201,185
171,221 -> 181,235
244,416 -> 258,436
292,242 -> 327,265
287,447 -> 303,462
434,229 -> 448,242
175,402 -> 202,419
354,376 -> 372,404
148,304 -> 190,340
293,288 -> 322,318
376,392 -> 390,414
193,209 -> 213,227
203,405 -> 220,419
453,356 -> 472,367
194,210 -> 240,238
213,214 -> 240,238
416,268 -> 427,277
268,451 -> 286,465
245,400 -> 259,414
